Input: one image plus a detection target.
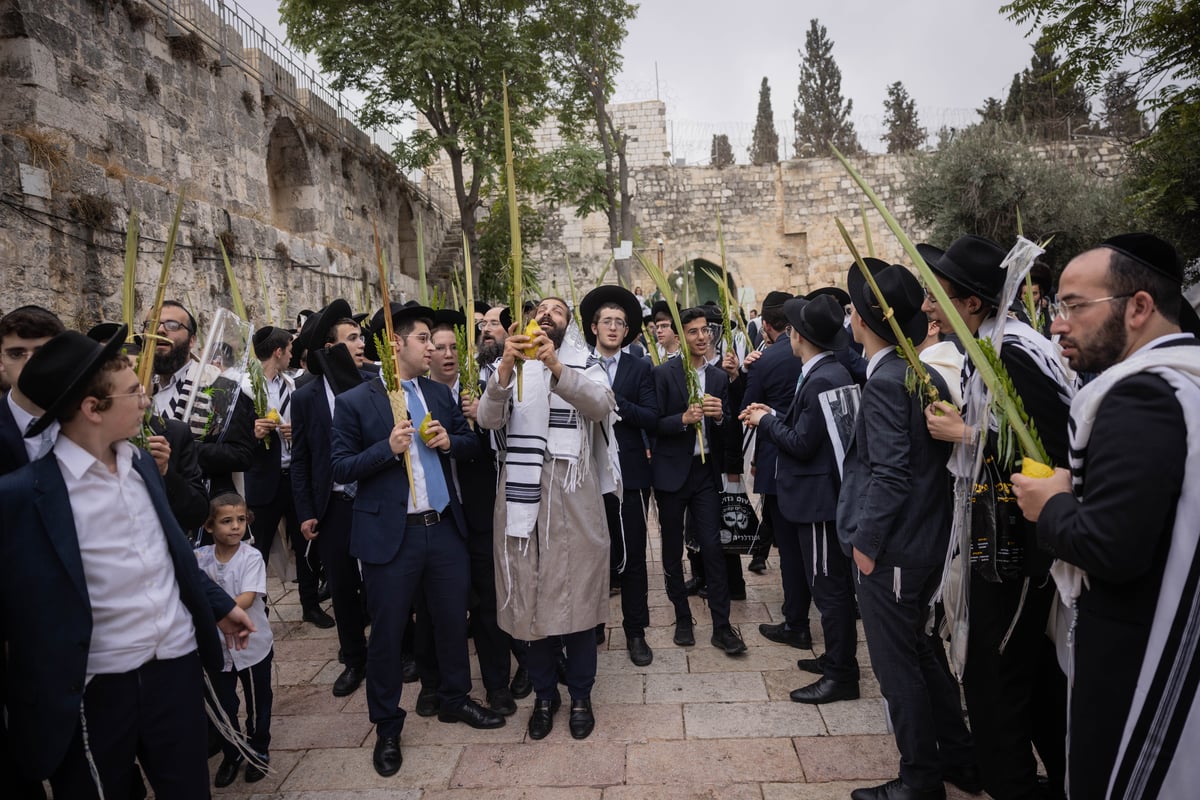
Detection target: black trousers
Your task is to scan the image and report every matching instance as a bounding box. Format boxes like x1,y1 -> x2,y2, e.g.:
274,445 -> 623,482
360,516 -> 471,739
793,519 -> 858,683
749,499 -> 775,560
657,458 -> 731,629
607,488 -> 651,638
523,629 -> 597,703
49,652 -> 209,800
213,649 -> 274,760
962,575 -> 1066,800
765,494 -> 813,633
250,470 -> 320,609
319,494 -> 368,669
856,563 -> 974,791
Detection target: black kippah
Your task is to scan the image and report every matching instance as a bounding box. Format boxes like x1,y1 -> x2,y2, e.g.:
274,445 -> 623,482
1100,233 -> 1183,283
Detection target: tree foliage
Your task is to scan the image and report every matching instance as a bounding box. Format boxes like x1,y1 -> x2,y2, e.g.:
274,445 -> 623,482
882,81 -> 926,153
793,19 -> 860,157
749,77 -> 779,165
1101,71 -> 1146,141
710,134 -> 734,168
904,123 -> 1131,269
1127,102 -> 1200,262
475,195 -> 544,304
1001,38 -> 1092,139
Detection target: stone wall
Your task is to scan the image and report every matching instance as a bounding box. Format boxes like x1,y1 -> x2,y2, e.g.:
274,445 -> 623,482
0,0 -> 455,331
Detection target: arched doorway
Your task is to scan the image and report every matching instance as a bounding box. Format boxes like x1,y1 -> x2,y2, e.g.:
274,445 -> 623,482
267,117 -> 318,233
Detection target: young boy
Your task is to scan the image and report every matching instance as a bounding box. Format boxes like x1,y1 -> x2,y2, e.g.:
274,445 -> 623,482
196,493 -> 274,787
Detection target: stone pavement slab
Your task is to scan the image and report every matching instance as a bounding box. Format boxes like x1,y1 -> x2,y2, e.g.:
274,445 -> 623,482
644,670 -> 768,703
683,701 -> 824,738
280,745 -> 462,791
449,742 -> 627,788
625,738 -> 804,784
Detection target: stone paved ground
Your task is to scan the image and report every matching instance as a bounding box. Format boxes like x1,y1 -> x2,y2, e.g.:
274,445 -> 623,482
207,515 -> 983,800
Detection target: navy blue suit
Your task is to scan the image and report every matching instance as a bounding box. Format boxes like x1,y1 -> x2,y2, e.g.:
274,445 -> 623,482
0,448 -> 235,789
290,375 -> 368,669
0,398 -> 28,477
330,376 -> 478,738
755,354 -> 858,681
606,352 -> 657,639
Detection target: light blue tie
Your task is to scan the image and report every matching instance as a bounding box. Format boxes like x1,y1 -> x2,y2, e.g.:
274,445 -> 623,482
403,380 -> 450,513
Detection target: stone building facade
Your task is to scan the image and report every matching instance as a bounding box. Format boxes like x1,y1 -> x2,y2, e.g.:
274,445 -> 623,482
0,0 -> 454,331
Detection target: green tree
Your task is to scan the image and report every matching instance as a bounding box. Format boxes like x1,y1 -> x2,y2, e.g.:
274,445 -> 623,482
475,195 -> 544,303
905,122 -> 1131,268
1002,38 -> 1092,140
793,19 -> 860,157
1101,70 -> 1146,141
977,97 -> 1005,123
710,134 -> 734,168
1127,102 -> 1200,262
882,81 -> 926,153
749,77 -> 779,165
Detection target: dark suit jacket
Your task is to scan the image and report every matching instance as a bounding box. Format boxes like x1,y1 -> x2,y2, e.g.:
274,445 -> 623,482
0,448 -> 235,782
610,353 -> 657,491
837,350 -> 952,568
739,336 -> 805,493
195,386 -> 257,496
330,377 -> 478,565
651,358 -> 732,492
0,396 -> 28,478
453,381 -> 501,534
153,416 -> 209,532
244,416 -> 285,507
290,377 -> 336,524
756,354 -> 854,523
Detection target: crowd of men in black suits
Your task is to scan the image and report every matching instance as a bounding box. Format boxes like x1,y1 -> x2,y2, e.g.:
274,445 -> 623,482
0,228 -> 1197,799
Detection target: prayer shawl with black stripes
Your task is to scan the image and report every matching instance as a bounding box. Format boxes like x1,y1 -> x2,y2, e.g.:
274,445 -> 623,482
1051,345 -> 1200,799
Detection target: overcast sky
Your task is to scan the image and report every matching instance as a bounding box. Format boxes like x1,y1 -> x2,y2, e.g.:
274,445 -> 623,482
240,0 -> 1041,162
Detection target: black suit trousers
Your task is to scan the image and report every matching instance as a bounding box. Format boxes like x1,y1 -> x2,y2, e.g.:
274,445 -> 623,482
764,494 -> 813,632
961,576 -> 1066,800
250,470 -> 319,609
607,489 -> 651,637
318,495 -> 368,669
793,518 -> 858,683
657,457 -> 731,629
856,563 -> 974,791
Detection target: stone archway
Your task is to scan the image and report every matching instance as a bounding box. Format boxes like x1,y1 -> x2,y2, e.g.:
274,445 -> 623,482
267,117 -> 319,233
662,257 -> 740,310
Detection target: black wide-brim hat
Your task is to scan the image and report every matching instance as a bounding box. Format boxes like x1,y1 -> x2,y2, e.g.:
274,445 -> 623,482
364,301 -> 435,361
86,322 -> 143,356
22,325 -> 128,437
804,286 -> 852,308
433,308 -> 467,329
927,235 -> 1007,307
473,300 -> 491,318
848,258 -> 928,346
298,299 -> 354,353
579,285 -> 642,348
784,295 -> 849,352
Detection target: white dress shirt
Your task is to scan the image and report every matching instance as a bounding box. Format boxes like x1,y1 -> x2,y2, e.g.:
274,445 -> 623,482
55,436 -> 196,681
7,391 -> 58,461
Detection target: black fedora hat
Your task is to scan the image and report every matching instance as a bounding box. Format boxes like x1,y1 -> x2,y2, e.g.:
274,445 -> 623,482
364,301 -> 434,361
650,300 -> 672,320
927,235 -> 1007,307
432,308 -> 467,329
297,299 -> 354,353
580,285 -> 642,348
804,286 -> 852,308
761,290 -> 792,311
21,326 -> 128,437
473,300 -> 491,318
848,258 -> 928,346
86,322 -> 143,357
784,295 -> 849,352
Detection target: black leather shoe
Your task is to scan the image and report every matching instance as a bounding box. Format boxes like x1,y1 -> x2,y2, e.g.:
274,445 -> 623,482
942,763 -> 983,795
415,685 -> 440,717
748,556 -> 767,574
302,605 -> 336,629
527,695 -> 561,740
569,698 -> 595,740
401,654 -> 419,683
487,687 -> 518,716
712,624 -> 748,655
759,622 -> 813,649
850,776 -> 945,800
438,698 -> 506,729
332,665 -> 364,697
796,656 -> 825,675
698,583 -> 709,599
684,577 -> 704,596
627,636 -> 654,667
317,580 -> 331,603
213,755 -> 242,788
673,617 -> 695,647
509,666 -> 533,699
372,735 -> 402,777
789,675 -> 860,704
244,756 -> 268,783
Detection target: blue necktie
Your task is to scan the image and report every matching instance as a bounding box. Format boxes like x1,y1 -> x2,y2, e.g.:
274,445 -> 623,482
403,380 -> 450,513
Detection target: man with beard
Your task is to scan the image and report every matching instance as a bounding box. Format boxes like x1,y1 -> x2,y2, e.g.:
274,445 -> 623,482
477,297 -> 617,742
476,305 -> 511,382
1013,234 -> 1200,800
146,300 -> 256,497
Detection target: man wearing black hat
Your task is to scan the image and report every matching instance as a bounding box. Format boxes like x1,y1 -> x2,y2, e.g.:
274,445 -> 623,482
333,303 -> 501,776
0,327 -> 254,797
742,295 -> 859,704
290,300 -> 371,697
921,235 -> 1072,800
838,260 -> 976,800
650,301 -> 682,360
1013,233 -> 1200,800
581,285 -> 658,667
806,286 -> 867,385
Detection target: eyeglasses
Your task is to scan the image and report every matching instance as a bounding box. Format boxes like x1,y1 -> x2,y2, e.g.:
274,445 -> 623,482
923,289 -> 960,305
402,333 -> 432,345
1054,294 -> 1134,321
1,345 -> 42,361
476,320 -> 504,331
105,385 -> 148,402
142,319 -> 192,333
783,325 -> 794,338
653,321 -> 673,331
595,318 -> 628,330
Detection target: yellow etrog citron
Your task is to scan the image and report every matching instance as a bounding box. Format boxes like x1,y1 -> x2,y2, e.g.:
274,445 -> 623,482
418,412 -> 434,443
522,319 -> 542,358
265,408 -> 281,423
1020,458 -> 1055,478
